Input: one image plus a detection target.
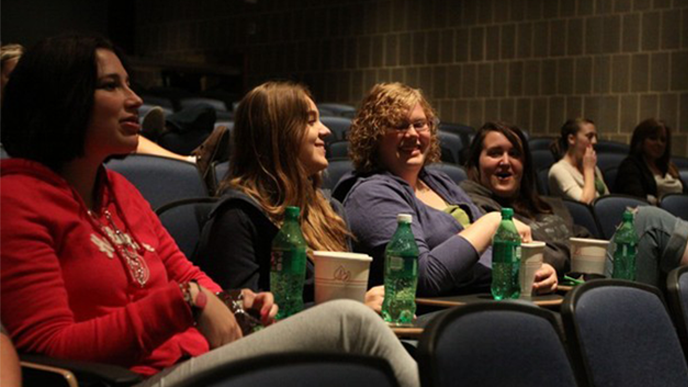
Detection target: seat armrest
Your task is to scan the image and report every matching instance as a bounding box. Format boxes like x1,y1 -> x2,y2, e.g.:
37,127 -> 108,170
20,354 -> 142,387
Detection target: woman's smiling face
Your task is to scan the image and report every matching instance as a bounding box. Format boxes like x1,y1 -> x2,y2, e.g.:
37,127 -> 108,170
478,131 -> 524,198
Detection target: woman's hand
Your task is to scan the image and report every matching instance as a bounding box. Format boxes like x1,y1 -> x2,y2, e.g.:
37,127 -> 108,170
193,284 -> 243,349
241,289 -> 278,326
364,285 -> 385,313
582,145 -> 597,172
532,263 -> 558,294
512,219 -> 532,243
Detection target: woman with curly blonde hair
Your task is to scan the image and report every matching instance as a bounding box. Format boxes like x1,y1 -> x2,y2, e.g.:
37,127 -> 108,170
339,83 -> 557,296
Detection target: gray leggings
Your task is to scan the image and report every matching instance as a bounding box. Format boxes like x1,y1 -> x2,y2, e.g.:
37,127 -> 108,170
138,300 -> 419,387
605,206 -> 688,286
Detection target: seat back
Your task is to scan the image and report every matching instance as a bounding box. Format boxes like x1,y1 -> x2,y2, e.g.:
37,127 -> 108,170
157,129 -> 211,155
322,159 -> 354,191
418,302 -> 578,387
592,195 -> 649,239
562,280 -> 688,387
660,194 -> 688,221
529,137 -> 555,152
212,161 -> 230,193
155,197 -> 218,260
327,140 -> 350,159
595,152 -> 626,172
437,131 -> 463,165
427,163 -> 467,184
175,353 -> 399,387
595,140 -> 629,154
673,157 -> 688,169
603,166 -> 618,193
537,168 -> 550,195
317,103 -> 356,117
562,199 -> 601,239
179,97 -> 228,112
668,266 -> 688,359
531,150 -> 556,171
105,155 -> 208,211
321,116 -> 352,143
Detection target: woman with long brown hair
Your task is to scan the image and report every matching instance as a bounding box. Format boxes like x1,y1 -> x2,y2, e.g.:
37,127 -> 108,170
615,118 -> 686,203
461,121 -> 592,274
197,81 -> 361,303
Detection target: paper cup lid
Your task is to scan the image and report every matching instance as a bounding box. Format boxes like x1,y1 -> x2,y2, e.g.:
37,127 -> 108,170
522,241 -> 546,248
313,251 -> 373,262
569,237 -> 609,246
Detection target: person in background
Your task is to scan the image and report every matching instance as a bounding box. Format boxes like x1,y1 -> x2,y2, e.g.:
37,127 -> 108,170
1,43 -> 24,101
615,118 -> 686,204
461,121 -> 592,275
196,81 -> 385,311
0,34 -> 418,387
339,82 -> 558,297
548,118 -> 609,204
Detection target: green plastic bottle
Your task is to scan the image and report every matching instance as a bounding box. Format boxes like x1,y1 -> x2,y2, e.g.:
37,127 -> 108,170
612,210 -> 638,280
491,208 -> 522,300
382,213 -> 419,326
270,206 -> 307,320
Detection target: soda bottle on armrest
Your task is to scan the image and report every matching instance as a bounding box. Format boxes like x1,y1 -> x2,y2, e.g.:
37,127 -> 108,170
382,214 -> 419,327
271,206 -> 307,320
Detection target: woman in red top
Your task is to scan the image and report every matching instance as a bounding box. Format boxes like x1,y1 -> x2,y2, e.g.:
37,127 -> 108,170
0,35 -> 417,387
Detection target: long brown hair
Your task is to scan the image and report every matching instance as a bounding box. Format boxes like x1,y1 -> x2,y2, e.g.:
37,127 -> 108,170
220,81 -> 350,251
629,118 -> 678,178
348,82 -> 441,173
466,121 -> 552,219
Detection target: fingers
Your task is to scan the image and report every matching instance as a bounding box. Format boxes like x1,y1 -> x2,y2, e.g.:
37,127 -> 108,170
532,264 -> 558,294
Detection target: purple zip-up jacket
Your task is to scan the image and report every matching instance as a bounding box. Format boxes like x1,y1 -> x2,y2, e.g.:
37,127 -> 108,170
339,168 -> 492,296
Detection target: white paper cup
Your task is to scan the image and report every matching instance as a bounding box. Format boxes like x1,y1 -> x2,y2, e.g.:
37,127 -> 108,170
520,241 -> 545,297
313,251 -> 373,304
569,238 -> 610,275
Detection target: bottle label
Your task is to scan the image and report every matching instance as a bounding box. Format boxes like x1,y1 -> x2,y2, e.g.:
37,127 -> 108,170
271,250 -> 284,272
389,256 -> 404,271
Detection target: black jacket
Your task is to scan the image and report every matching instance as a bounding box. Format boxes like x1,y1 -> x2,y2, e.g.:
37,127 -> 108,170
615,155 -> 687,200
195,188 -> 350,302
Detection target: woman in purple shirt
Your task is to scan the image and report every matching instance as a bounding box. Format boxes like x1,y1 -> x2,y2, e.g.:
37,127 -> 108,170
339,83 -> 557,296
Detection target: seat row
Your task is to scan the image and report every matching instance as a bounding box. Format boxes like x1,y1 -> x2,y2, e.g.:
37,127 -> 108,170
22,275 -> 688,387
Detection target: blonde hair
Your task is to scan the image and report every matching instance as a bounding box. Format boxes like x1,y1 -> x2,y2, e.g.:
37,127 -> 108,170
348,82 -> 441,173
221,81 -> 350,252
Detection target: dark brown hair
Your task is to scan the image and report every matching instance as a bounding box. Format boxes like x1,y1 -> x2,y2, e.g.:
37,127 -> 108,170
551,118 -> 595,160
466,121 -> 552,219
629,118 -> 678,178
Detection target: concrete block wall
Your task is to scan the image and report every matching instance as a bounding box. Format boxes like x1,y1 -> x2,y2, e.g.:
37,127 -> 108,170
135,0 -> 688,154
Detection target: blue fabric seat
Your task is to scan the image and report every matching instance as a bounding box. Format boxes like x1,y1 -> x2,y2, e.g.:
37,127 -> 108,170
427,163 -> 467,185
322,159 -> 354,191
562,198 -> 601,239
321,116 -> 352,143
327,141 -> 350,159
105,154 -> 208,211
592,195 -> 649,239
562,279 -> 688,387
660,194 -> 688,221
667,266 -> 688,360
418,302 -> 578,387
437,131 -> 463,165
156,197 -> 218,261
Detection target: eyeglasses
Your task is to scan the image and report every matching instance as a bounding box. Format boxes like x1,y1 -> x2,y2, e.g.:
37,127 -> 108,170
390,120 -> 430,132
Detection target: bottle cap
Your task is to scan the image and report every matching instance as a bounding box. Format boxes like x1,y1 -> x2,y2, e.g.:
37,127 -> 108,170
285,206 -> 300,219
397,213 -> 412,224
501,208 -> 514,218
622,210 -> 634,221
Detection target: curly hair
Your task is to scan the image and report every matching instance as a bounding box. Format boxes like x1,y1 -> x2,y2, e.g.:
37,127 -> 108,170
348,82 -> 441,173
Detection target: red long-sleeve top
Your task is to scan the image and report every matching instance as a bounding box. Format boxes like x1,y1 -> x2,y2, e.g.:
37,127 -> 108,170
0,159 -> 222,376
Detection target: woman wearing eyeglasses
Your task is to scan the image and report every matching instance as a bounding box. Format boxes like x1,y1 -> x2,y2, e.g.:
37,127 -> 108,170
338,83 -> 558,297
